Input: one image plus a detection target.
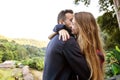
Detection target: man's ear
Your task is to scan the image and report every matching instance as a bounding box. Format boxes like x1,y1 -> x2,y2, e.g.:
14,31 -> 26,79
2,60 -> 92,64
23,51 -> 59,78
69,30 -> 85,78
59,19 -> 64,24
63,22 -> 65,25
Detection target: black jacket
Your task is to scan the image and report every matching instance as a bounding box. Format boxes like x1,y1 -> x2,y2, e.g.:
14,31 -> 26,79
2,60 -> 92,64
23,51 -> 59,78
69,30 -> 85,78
43,24 -> 90,80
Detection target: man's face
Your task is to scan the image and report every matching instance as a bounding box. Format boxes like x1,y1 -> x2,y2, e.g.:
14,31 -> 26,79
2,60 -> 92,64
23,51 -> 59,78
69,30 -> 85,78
64,13 -> 73,29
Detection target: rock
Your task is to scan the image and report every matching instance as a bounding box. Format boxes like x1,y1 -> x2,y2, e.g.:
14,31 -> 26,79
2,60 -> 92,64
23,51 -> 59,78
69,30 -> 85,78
22,66 -> 29,75
22,66 -> 34,80
106,75 -> 120,80
23,73 -> 34,80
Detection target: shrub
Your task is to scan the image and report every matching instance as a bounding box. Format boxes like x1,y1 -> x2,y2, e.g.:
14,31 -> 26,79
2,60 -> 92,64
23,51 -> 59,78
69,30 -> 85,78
105,46 -> 120,79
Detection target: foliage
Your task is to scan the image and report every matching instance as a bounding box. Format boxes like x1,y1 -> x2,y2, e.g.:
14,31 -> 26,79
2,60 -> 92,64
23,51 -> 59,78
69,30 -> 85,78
105,46 -> 120,79
0,39 -> 46,62
74,0 -> 90,6
97,11 -> 118,33
0,38 -> 45,72
2,51 -> 14,62
0,68 -> 23,80
73,0 -> 114,12
99,0 -> 114,12
97,11 -> 120,49
22,57 -> 44,71
0,68 -> 16,80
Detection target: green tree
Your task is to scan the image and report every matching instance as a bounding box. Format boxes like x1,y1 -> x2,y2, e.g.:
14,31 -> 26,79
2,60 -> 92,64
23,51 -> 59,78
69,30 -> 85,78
97,11 -> 120,49
1,41 -> 15,61
15,45 -> 28,60
74,0 -> 120,29
0,43 -> 6,62
2,51 -> 14,61
97,11 -> 118,33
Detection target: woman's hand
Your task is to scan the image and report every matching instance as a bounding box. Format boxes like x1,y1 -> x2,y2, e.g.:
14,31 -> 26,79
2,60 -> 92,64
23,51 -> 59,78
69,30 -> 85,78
59,29 -> 70,41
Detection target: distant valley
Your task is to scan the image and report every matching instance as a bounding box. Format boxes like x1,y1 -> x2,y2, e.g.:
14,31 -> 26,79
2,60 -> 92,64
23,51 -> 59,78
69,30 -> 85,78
0,34 -> 49,48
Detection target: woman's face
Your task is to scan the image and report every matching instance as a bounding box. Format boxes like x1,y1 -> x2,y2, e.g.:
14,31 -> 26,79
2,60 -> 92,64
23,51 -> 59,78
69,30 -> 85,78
71,18 -> 79,35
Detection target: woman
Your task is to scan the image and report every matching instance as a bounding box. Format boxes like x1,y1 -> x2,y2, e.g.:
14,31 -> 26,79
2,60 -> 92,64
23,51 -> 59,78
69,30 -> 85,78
71,12 -> 105,80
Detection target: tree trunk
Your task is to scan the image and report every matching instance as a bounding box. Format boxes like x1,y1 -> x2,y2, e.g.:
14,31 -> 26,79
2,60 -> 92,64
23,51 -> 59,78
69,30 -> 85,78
113,0 -> 120,30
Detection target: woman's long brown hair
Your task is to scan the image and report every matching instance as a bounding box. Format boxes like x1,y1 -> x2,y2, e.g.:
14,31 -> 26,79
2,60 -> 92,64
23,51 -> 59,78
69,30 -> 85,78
74,12 -> 105,80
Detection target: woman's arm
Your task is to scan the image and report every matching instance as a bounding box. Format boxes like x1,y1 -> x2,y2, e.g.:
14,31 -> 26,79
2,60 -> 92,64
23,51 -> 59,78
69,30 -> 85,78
48,32 -> 57,40
48,24 -> 70,41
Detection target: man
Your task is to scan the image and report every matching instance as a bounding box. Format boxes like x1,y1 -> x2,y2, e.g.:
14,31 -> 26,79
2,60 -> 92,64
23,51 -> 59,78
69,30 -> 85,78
43,9 -> 90,80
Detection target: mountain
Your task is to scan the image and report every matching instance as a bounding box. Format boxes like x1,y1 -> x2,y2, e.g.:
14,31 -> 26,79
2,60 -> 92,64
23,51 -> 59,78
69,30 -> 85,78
13,38 -> 49,48
0,34 -> 49,48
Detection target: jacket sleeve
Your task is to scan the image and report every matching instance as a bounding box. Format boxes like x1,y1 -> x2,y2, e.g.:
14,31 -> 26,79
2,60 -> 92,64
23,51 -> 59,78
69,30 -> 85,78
63,37 -> 90,80
53,24 -> 65,32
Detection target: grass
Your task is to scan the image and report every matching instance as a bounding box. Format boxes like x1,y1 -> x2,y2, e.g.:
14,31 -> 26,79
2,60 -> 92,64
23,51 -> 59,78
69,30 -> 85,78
0,68 -> 23,80
0,68 -> 43,80
0,68 -> 15,80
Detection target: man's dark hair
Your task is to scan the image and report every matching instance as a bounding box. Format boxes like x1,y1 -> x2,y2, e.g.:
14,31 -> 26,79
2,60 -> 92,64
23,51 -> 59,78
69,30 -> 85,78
57,9 -> 73,24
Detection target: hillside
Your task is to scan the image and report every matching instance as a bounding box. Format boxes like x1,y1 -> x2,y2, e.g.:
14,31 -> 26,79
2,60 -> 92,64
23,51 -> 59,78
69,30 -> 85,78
13,38 -> 48,48
0,34 -> 49,48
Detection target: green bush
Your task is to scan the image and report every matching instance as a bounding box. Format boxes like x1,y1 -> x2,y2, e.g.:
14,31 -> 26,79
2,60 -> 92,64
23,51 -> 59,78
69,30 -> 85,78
21,57 -> 44,71
105,46 -> 120,79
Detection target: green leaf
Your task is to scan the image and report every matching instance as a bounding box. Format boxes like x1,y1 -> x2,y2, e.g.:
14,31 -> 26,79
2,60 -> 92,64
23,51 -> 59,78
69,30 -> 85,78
111,63 -> 120,75
115,46 -> 120,52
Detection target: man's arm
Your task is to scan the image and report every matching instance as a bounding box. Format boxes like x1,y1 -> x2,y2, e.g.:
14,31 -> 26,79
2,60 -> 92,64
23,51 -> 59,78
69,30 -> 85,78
63,37 -> 90,80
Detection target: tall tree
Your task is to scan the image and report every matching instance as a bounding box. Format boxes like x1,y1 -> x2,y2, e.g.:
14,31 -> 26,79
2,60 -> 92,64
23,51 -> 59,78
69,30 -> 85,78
113,0 -> 120,29
74,0 -> 120,29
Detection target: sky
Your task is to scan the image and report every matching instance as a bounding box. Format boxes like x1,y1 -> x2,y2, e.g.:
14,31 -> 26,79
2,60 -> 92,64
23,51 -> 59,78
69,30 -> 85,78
0,0 -> 103,41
